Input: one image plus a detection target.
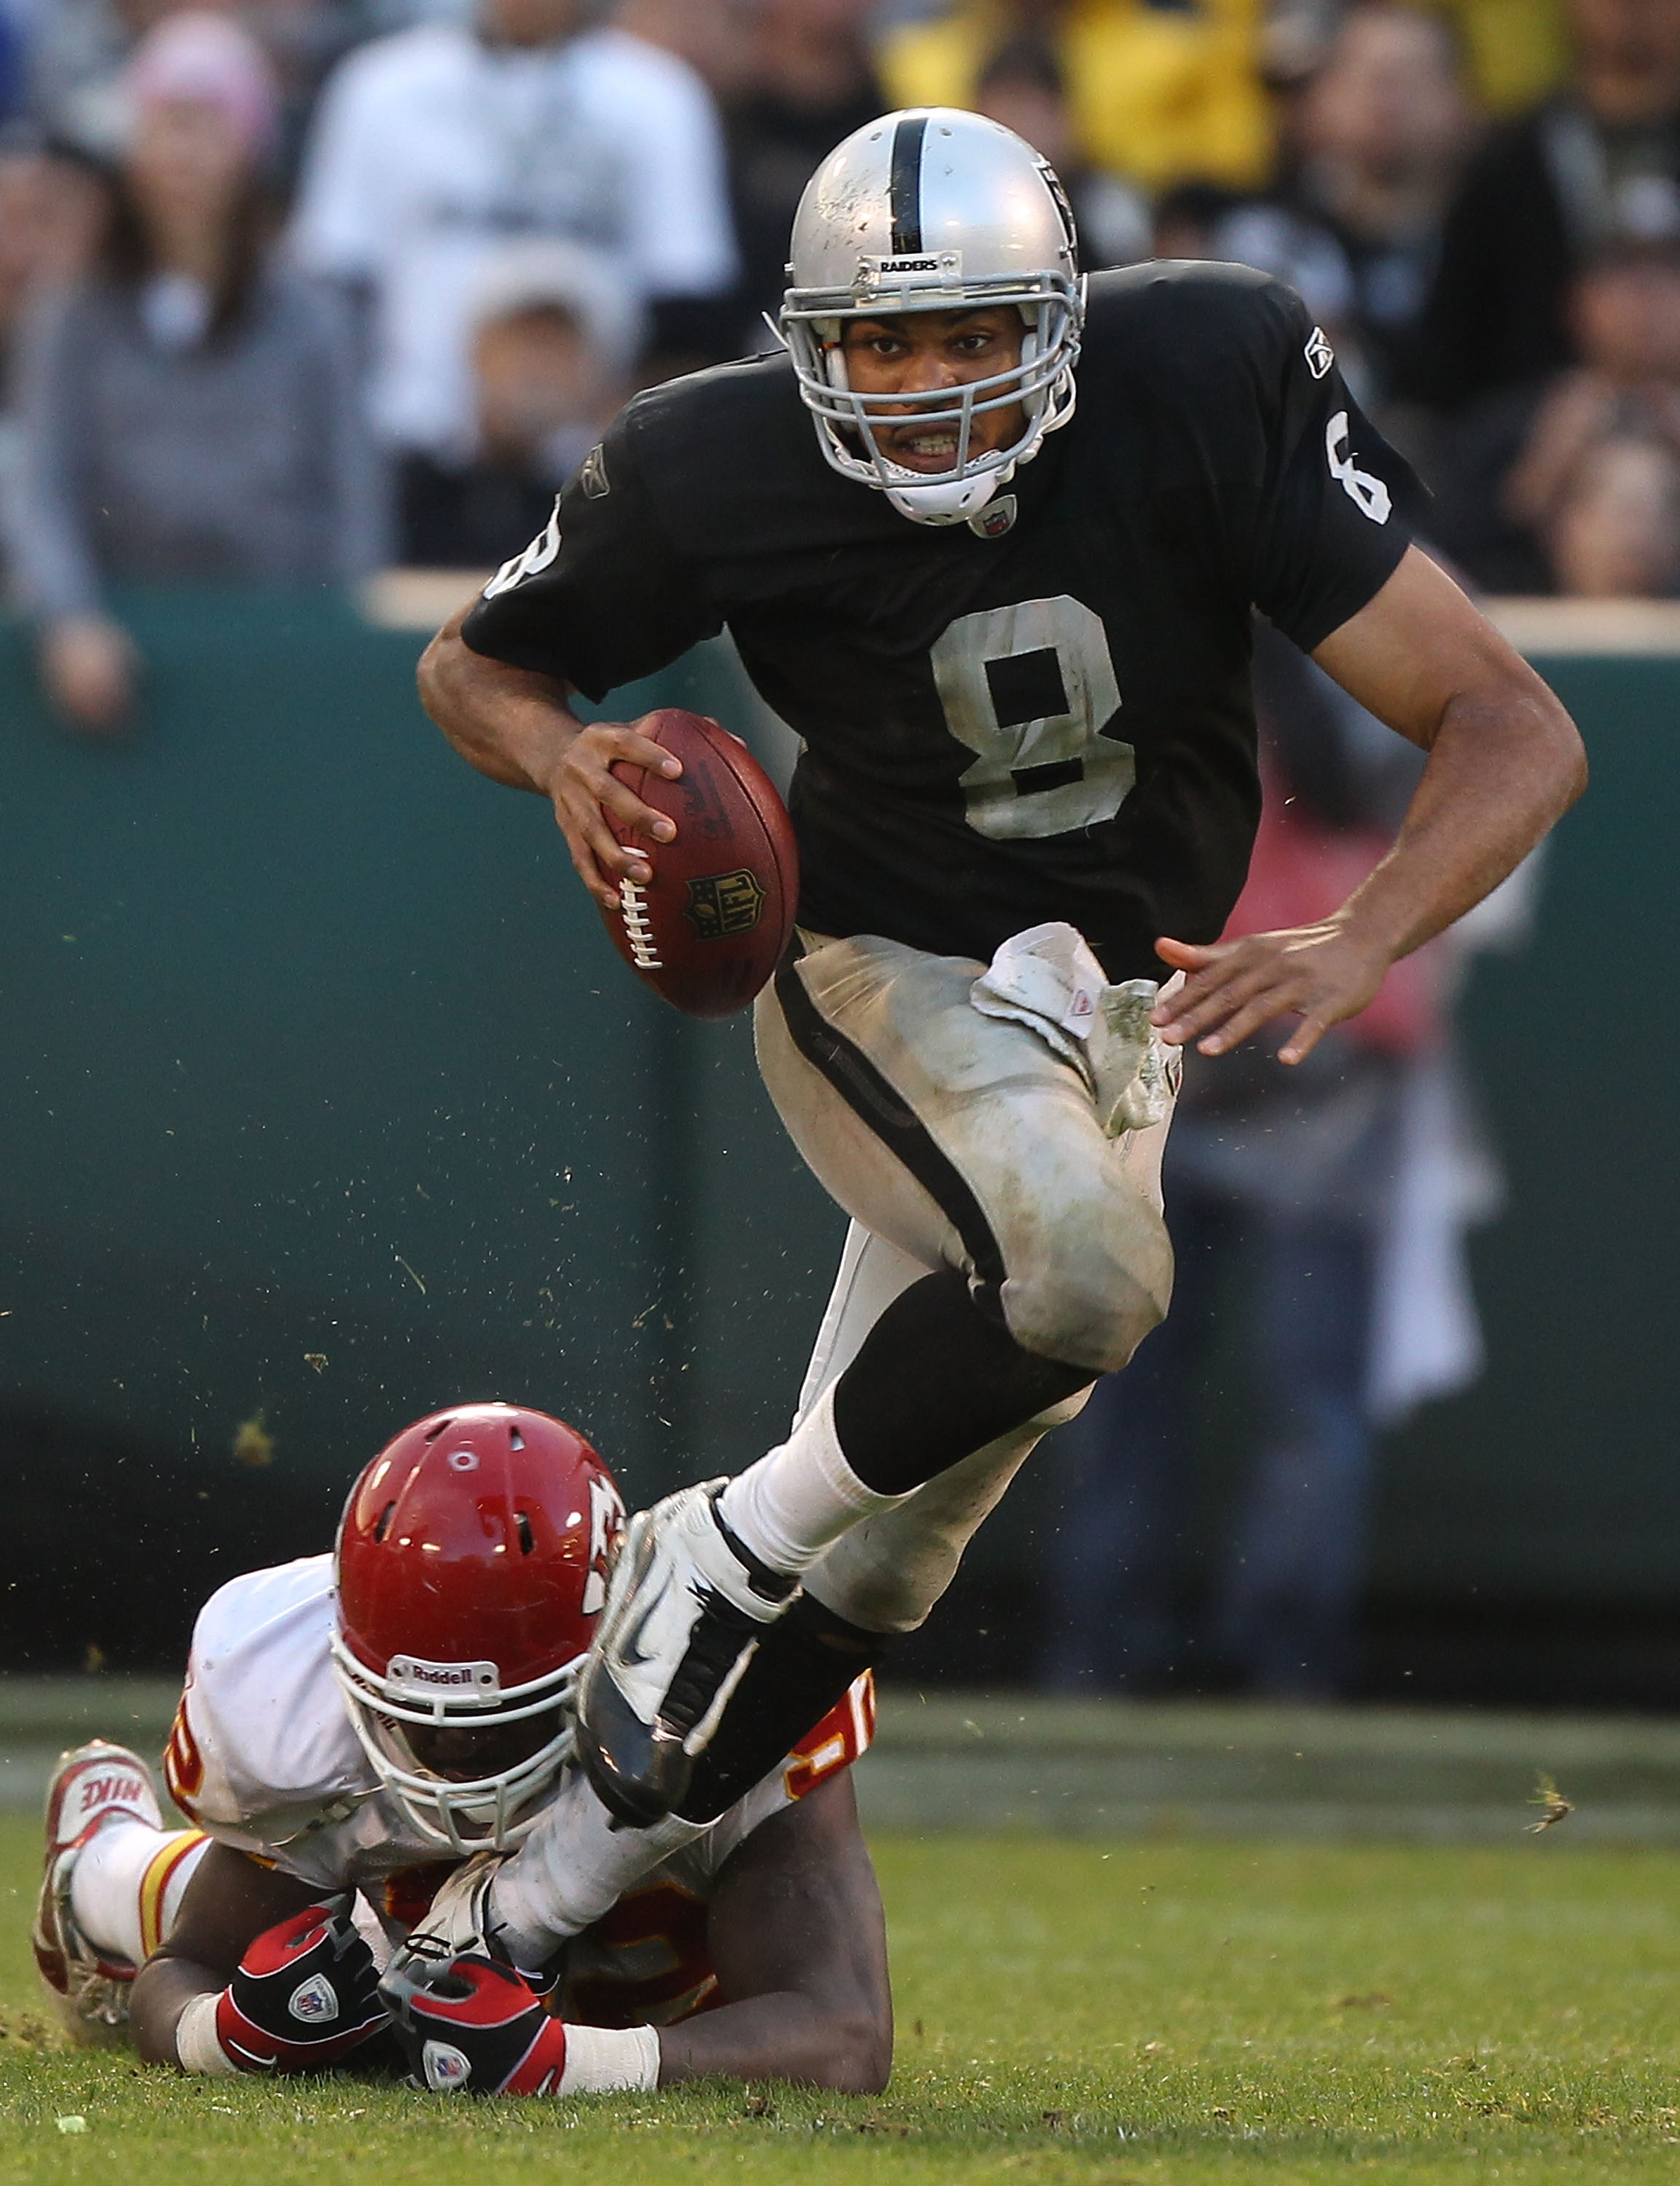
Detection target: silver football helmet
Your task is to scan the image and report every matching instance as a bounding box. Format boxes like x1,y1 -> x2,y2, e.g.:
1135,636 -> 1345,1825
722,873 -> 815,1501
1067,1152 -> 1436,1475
780,108 -> 1085,526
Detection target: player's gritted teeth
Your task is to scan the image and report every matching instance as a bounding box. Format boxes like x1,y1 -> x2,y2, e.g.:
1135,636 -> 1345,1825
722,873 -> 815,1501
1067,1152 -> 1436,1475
841,307 -> 1027,474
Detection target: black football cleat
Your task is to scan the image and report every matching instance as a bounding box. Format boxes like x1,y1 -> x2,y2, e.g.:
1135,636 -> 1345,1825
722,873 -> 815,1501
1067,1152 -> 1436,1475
576,1481 -> 800,1827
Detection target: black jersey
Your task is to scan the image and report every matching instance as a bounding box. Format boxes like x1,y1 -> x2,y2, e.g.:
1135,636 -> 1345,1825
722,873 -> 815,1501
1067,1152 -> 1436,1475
462,262 -> 1414,981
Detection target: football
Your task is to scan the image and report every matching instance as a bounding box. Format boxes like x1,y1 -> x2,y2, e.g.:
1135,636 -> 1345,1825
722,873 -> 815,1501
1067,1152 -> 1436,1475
602,708 -> 798,1019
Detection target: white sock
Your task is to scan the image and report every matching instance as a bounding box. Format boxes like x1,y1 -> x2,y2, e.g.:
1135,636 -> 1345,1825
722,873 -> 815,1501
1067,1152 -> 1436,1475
489,1767 -> 708,1965
716,1384 -> 910,1578
69,1818 -> 210,1967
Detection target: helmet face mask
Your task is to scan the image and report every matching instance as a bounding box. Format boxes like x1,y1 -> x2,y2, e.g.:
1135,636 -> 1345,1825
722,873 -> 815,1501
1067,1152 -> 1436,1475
329,1630 -> 582,1854
330,1403 -> 623,1854
780,110 -> 1086,525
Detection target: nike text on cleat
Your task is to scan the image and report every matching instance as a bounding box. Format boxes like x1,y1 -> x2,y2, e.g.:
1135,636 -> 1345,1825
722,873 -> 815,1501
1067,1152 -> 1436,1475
576,1481 -> 800,1827
32,1740 -> 163,2045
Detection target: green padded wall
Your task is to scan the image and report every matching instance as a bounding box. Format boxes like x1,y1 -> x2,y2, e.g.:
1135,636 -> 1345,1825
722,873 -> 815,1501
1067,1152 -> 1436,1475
0,597 -> 1671,1604
0,591 -> 842,1517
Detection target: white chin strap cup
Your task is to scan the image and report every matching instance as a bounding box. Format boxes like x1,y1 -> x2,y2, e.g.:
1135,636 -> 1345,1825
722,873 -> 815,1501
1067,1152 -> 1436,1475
883,467 -> 1008,525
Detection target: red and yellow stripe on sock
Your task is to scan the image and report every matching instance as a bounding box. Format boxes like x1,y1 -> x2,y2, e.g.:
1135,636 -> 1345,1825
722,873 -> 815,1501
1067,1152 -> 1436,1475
138,1830 -> 208,1959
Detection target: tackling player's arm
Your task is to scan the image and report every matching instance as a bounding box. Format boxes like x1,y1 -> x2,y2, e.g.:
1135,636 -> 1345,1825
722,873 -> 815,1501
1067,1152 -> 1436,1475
417,605 -> 681,913
1153,544 -> 1587,1064
129,1842 -> 323,2065
382,1770 -> 892,2096
659,1769 -> 892,2094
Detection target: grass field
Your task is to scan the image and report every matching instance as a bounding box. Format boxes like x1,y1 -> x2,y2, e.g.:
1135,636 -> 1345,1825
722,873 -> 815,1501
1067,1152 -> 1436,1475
2,1815 -> 1679,2182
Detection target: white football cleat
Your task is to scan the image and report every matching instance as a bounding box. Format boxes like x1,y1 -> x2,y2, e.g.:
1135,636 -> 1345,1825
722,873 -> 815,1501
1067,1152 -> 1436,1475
576,1481 -> 799,1827
31,1739 -> 163,2044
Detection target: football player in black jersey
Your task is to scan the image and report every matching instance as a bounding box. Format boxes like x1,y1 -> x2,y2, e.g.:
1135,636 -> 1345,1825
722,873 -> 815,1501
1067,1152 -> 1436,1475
417,109 -> 1585,1831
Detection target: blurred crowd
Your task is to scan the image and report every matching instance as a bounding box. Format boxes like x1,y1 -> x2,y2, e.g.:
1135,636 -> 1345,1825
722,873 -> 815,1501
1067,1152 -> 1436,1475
0,0 -> 1612,1696
3,0 -> 1680,724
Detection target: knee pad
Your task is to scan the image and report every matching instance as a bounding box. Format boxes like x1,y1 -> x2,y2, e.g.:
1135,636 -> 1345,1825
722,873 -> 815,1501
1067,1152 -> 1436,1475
808,1406 -> 1087,1637
997,1178 -> 1173,1375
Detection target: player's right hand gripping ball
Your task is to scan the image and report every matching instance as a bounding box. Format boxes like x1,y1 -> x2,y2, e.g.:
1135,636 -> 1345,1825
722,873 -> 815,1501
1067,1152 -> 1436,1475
604,708 -> 798,1019
216,1895 -> 390,2070
381,1951 -> 569,2094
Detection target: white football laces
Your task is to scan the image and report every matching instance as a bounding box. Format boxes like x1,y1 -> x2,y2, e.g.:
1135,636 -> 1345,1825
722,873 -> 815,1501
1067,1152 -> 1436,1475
618,877 -> 662,971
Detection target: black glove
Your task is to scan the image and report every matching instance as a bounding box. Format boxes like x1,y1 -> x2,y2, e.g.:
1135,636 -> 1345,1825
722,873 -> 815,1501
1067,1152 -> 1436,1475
215,1895 -> 390,2071
381,1951 -> 570,2094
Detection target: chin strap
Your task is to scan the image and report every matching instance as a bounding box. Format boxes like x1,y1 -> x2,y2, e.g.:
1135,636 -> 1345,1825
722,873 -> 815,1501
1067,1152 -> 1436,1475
884,466 -> 1009,526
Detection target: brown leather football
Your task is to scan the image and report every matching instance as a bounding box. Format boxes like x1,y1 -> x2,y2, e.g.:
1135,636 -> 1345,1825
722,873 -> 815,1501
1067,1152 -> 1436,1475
602,709 -> 798,1019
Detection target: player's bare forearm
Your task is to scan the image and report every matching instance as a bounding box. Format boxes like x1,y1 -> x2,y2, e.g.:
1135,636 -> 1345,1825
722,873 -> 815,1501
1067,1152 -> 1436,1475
419,606 -> 683,909
1153,546 -> 1586,1063
130,1951 -> 223,2065
418,605 -> 589,795
130,1842 -> 319,2066
656,1986 -> 888,2092
659,1775 -> 891,2094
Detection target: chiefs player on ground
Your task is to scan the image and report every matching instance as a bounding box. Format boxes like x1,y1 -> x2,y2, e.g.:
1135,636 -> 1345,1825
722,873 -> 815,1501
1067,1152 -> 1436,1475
31,1404 -> 888,2097
417,110 -> 1585,1833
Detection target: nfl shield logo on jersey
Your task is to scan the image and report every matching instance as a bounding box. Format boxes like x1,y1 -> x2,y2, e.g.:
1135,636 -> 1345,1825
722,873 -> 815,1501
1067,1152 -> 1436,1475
422,2040 -> 475,2090
288,1972 -> 340,2024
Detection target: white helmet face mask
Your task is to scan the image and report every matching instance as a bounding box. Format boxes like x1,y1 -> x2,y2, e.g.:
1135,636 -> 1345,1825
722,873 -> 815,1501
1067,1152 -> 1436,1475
329,1630 -> 583,1855
779,109 -> 1086,526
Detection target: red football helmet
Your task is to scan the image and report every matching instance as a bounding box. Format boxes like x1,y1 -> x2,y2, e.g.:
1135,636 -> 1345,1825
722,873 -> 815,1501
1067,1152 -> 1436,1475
329,1402 -> 624,1853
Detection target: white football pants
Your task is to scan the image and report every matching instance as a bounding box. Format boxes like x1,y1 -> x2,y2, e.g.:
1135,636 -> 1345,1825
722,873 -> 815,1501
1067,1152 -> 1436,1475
755,929 -> 1178,1637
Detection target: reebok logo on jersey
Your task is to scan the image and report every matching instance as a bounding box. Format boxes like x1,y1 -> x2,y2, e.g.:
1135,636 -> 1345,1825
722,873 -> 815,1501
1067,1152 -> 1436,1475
1304,326 -> 1335,380
581,443 -> 611,499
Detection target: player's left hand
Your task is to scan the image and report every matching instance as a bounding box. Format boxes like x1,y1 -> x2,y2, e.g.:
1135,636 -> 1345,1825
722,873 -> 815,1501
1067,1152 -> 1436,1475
1150,922 -> 1390,1065
215,1895 -> 390,2071
381,1950 -> 569,2094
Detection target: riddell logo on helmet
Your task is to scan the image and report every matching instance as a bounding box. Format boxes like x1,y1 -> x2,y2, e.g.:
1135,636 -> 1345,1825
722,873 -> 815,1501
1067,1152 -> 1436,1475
388,1656 -> 501,1696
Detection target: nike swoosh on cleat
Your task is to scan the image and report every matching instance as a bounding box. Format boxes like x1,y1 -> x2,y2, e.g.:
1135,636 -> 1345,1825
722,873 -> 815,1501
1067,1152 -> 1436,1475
616,1572 -> 673,1671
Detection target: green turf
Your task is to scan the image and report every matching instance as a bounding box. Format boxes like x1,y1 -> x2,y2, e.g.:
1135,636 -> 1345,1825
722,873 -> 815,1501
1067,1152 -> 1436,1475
2,1814 -> 1677,2182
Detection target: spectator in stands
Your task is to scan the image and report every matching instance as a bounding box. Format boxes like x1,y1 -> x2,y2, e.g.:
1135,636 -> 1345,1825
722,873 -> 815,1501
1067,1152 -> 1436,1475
877,0 -> 1273,197
0,129 -> 108,391
0,6 -> 23,122
290,0 -> 739,472
1043,633 -> 1508,1701
1507,240 -> 1680,587
398,238 -> 641,568
972,34 -> 1150,267
9,12 -> 380,732
0,129 -> 109,602
1432,238 -> 1680,586
1415,0 -> 1680,412
23,0 -> 179,157
615,0 -> 759,101
1202,4 -> 1477,409
27,0 -> 360,184
1536,428 -> 1680,587
726,0 -> 887,332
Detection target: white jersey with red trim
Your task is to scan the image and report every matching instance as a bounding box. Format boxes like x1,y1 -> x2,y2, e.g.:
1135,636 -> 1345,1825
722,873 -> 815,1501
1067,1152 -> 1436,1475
162,1554 -> 874,2021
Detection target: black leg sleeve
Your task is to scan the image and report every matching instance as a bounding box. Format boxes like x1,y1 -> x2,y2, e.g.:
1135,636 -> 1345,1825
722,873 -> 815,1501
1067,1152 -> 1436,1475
675,1591 -> 891,1825
831,1267 -> 1092,1495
